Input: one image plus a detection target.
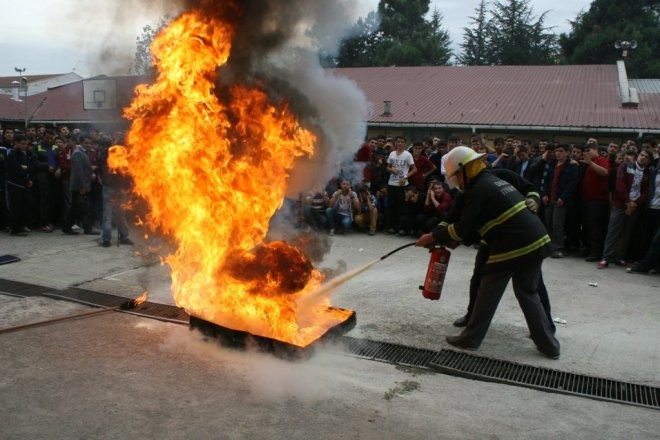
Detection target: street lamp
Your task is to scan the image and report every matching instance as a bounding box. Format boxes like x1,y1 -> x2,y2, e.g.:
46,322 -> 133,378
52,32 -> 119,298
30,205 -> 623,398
614,40 -> 637,58
14,67 -> 28,131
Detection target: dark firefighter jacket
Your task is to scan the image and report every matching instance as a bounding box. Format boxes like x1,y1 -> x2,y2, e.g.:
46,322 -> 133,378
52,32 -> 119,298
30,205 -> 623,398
433,170 -> 551,272
440,168 -> 540,241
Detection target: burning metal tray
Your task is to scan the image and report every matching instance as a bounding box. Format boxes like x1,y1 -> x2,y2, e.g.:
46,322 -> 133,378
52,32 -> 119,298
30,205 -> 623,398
189,307 -> 356,360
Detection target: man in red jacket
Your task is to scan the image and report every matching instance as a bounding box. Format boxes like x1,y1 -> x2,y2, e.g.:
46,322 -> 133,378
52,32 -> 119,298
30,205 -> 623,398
579,144 -> 611,261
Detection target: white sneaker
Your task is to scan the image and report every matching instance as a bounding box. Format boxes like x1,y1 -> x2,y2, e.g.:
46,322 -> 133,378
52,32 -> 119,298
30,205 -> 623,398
72,224 -> 81,232
329,229 -> 335,236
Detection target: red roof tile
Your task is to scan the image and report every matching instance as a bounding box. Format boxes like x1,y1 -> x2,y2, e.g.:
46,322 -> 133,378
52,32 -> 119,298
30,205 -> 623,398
329,65 -> 660,131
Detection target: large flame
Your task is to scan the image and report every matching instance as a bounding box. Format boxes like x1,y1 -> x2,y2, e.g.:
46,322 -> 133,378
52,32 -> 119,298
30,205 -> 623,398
111,10 -> 351,346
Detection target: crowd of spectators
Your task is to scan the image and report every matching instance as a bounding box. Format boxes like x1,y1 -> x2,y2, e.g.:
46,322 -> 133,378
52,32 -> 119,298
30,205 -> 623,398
2,125 -> 658,274
302,133 -> 660,275
0,124 -> 133,247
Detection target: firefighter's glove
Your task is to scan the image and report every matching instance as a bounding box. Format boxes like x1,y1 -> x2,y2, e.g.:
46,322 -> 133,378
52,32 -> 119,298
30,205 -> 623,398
416,233 -> 436,248
525,197 -> 539,213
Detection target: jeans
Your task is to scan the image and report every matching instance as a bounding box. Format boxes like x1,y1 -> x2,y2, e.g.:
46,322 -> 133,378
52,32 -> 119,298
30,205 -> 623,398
303,205 -> 327,230
386,185 -> 405,230
101,186 -> 129,242
636,224 -> 660,271
580,200 -> 609,258
602,206 -> 640,262
545,201 -> 568,249
325,208 -> 352,231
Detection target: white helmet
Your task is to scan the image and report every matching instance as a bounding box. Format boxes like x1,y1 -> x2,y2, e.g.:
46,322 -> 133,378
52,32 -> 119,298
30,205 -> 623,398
444,146 -> 485,189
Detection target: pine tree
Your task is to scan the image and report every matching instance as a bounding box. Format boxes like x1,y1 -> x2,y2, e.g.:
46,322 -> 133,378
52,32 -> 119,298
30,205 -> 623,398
334,12 -> 381,67
485,0 -> 558,65
459,0 -> 490,65
336,0 -> 452,67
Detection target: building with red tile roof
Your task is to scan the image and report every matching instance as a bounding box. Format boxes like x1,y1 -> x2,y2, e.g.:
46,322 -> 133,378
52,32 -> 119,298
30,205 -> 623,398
0,75 -> 147,130
0,62 -> 658,144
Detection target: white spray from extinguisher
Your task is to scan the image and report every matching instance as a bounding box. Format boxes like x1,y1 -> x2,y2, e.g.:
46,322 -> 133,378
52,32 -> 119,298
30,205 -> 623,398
296,242 -> 418,313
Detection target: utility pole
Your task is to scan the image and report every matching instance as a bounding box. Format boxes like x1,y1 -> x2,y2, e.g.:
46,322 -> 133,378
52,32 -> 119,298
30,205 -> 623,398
14,67 -> 27,131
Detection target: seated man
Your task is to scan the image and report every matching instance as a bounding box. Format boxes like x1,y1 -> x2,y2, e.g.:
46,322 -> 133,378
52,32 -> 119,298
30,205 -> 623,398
423,180 -> 452,232
354,184 -> 378,236
302,188 -> 329,230
398,186 -> 426,236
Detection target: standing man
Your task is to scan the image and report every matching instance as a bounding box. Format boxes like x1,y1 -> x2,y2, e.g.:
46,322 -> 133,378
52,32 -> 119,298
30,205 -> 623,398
64,136 -> 96,235
5,134 -> 33,236
98,140 -> 133,247
417,146 -> 559,359
409,141 -> 436,191
579,143 -> 610,261
541,144 -> 579,258
598,149 -> 652,268
33,129 -> 59,232
385,136 -> 416,234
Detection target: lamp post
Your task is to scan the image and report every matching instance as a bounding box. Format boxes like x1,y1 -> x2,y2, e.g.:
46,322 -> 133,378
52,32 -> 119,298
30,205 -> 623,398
614,40 -> 637,58
14,67 -> 27,131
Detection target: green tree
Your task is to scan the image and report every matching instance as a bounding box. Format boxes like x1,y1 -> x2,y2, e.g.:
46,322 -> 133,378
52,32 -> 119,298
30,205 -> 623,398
334,12 -> 381,67
459,0 -> 490,65
133,16 -> 171,76
336,1 -> 451,67
485,0 -> 559,65
559,0 -> 660,78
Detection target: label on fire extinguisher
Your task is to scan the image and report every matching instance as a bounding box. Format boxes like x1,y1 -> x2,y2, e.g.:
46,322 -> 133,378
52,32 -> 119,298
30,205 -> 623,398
422,249 -> 450,300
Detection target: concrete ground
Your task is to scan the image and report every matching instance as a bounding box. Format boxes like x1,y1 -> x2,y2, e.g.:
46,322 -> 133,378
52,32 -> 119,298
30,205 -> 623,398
0,228 -> 658,439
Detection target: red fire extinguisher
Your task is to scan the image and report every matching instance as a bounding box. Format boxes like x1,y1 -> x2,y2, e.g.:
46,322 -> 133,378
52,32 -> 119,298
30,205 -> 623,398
420,246 -> 451,300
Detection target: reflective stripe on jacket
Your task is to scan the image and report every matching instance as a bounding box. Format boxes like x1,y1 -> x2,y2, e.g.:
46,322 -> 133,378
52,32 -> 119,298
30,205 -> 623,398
435,171 -> 551,271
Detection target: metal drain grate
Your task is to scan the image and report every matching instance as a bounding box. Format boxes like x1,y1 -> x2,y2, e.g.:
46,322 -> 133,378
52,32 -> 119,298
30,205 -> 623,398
55,287 -> 136,308
0,279 -> 188,324
334,336 -> 660,410
0,279 -> 55,297
2,278 -> 658,409
52,287 -> 189,324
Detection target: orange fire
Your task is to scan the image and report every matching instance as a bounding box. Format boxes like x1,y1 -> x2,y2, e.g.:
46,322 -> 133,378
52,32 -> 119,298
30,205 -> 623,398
110,10 -> 351,346
134,290 -> 149,306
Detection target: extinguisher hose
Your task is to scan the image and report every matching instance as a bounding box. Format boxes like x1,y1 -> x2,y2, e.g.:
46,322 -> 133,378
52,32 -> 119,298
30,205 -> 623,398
297,241 -> 418,313
380,242 -> 417,260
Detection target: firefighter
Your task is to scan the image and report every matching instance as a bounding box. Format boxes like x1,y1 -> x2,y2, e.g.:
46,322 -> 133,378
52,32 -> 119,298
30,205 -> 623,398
451,167 -> 555,334
416,146 -> 560,359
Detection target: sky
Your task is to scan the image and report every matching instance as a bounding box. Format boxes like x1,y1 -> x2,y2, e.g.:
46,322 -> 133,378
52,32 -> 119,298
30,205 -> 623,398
1,0 -> 593,79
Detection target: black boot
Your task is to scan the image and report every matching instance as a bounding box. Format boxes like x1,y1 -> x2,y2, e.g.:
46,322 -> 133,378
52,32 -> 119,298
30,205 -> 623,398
445,335 -> 478,351
453,314 -> 469,327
